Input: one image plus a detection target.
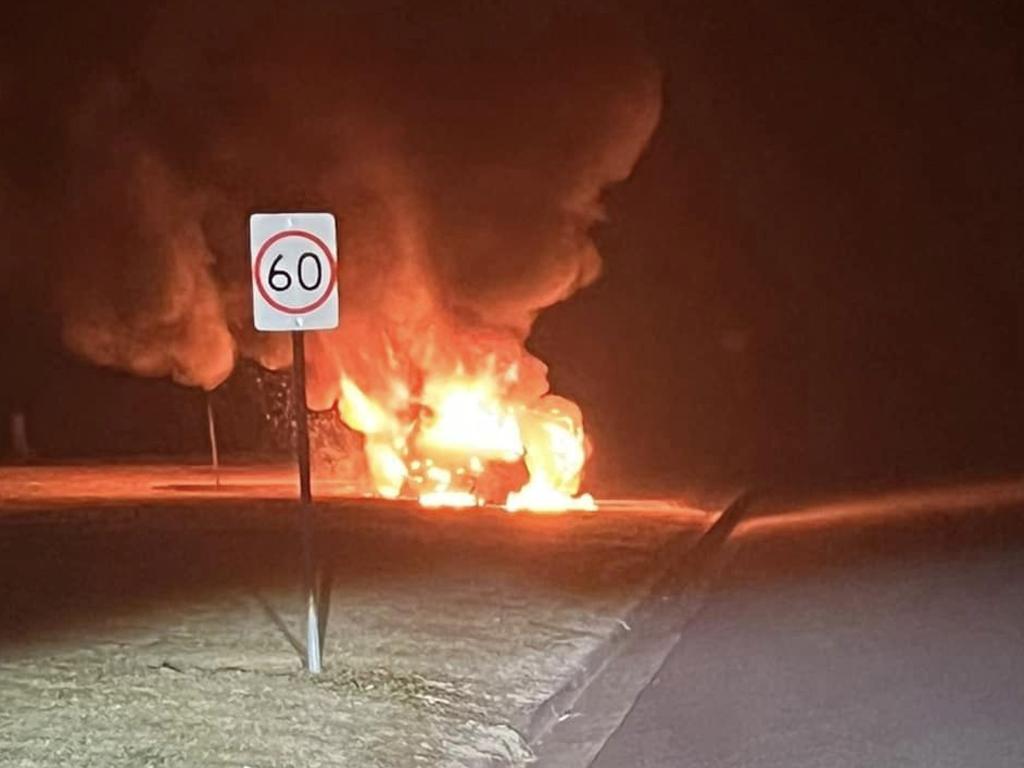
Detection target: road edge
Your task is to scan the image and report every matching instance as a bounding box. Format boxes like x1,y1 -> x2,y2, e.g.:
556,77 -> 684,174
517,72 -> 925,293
522,490 -> 753,768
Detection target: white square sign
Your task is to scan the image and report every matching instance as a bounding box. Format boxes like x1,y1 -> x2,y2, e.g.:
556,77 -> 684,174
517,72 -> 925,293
250,212 -> 340,331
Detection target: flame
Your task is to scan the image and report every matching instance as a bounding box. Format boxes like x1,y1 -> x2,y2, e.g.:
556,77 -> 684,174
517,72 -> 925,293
335,340 -> 595,512
507,396 -> 596,512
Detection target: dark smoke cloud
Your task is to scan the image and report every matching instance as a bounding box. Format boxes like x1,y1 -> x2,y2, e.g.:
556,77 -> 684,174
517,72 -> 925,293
18,1 -> 661,397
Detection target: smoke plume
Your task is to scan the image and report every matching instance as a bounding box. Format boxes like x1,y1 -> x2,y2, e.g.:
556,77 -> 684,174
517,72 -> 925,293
42,2 -> 661,404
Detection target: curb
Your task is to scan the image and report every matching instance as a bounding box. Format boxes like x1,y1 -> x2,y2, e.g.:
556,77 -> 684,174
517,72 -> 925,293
523,490 -> 754,767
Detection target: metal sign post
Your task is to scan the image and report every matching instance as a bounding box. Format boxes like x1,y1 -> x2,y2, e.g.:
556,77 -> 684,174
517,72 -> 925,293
291,330 -> 321,673
250,212 -> 339,675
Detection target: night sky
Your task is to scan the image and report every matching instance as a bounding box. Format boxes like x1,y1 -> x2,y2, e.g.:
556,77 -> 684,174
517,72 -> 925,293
2,1 -> 1022,493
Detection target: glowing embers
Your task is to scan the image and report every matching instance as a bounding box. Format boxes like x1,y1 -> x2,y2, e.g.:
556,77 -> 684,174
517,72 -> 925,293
336,356 -> 595,512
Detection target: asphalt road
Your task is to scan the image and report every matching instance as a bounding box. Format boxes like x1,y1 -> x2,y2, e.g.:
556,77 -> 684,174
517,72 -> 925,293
590,483 -> 1024,768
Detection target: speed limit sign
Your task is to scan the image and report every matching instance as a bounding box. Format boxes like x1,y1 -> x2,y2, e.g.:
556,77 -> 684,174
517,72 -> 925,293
249,212 -> 338,673
250,212 -> 339,331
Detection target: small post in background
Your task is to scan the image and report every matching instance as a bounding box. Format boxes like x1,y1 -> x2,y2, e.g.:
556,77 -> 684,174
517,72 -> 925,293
10,411 -> 31,461
206,392 -> 221,488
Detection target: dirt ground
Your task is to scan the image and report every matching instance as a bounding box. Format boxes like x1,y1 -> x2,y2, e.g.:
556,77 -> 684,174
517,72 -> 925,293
0,466 -> 711,767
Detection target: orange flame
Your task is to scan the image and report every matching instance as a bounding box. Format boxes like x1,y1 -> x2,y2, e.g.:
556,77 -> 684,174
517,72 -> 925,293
335,337 -> 595,512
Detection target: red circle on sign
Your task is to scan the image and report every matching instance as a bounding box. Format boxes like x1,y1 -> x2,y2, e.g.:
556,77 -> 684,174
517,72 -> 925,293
253,230 -> 338,315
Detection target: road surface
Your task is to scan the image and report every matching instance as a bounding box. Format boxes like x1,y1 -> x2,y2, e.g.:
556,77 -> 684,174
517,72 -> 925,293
586,480 -> 1024,767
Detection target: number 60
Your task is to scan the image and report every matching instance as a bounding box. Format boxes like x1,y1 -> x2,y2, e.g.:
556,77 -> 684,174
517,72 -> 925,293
269,252 -> 323,292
